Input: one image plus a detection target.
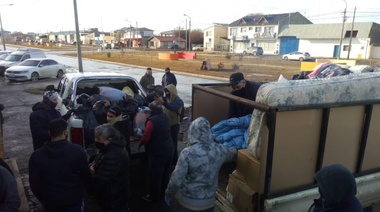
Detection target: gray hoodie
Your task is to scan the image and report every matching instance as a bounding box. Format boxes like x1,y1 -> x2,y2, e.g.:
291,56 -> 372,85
165,117 -> 237,210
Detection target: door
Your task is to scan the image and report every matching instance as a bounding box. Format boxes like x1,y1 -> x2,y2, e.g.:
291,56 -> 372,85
333,45 -> 339,58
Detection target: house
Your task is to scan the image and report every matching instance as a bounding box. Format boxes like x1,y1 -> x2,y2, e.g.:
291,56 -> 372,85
203,23 -> 229,52
147,36 -> 186,49
123,27 -> 154,48
228,12 -> 312,54
279,22 -> 380,59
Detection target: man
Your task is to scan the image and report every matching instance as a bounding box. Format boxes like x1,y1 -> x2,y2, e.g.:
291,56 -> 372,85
88,123 -> 130,211
157,84 -> 183,165
161,67 -> 177,87
228,72 -> 262,118
138,100 -> 174,202
29,90 -> 62,150
165,117 -> 236,211
310,164 -> 363,212
107,105 -> 131,156
0,166 -> 20,212
29,118 -> 89,212
140,67 -> 155,91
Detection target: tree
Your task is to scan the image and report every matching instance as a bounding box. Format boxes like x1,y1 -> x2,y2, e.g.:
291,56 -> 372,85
190,29 -> 203,45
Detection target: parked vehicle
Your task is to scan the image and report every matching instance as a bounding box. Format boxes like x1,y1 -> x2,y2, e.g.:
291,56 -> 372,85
242,46 -> 263,55
0,49 -> 46,75
192,44 -> 204,51
4,58 -> 65,81
282,51 -> 311,61
169,44 -> 179,49
192,73 -> 380,211
105,44 -> 112,49
53,72 -> 147,159
0,53 -> 10,60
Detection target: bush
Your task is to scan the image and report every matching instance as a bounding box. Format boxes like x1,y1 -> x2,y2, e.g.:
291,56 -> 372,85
232,63 -> 239,71
217,62 -> 224,70
107,52 -> 111,58
225,53 -> 231,60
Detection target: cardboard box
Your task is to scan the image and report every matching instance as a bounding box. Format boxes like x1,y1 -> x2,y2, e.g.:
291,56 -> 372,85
235,149 -> 261,191
226,173 -> 257,212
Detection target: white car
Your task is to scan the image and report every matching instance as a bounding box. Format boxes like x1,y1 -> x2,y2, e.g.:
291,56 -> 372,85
4,58 -> 65,81
192,45 -> 204,51
282,51 -> 311,61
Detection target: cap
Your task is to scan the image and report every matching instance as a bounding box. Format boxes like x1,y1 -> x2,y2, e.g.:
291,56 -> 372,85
108,106 -> 122,117
229,72 -> 244,86
43,90 -> 58,102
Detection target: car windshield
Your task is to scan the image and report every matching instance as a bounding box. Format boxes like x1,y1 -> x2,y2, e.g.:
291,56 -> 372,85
4,54 -> 22,62
19,60 -> 40,66
0,54 -> 8,60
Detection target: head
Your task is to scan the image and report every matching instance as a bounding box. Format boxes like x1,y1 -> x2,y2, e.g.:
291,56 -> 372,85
49,118 -> 68,141
229,72 -> 246,91
122,86 -> 134,98
148,100 -> 163,113
188,117 -> 213,145
165,67 -> 170,73
43,90 -> 59,108
315,164 -> 358,206
94,123 -> 120,150
164,84 -> 178,99
146,67 -> 152,75
146,84 -> 156,95
107,106 -> 122,124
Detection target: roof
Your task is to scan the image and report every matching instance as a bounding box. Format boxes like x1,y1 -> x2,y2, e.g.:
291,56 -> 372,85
63,72 -> 137,81
148,36 -> 186,42
230,12 -> 299,26
279,22 -> 376,39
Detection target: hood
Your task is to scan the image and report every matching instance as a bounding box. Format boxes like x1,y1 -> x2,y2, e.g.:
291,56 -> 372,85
6,66 -> 34,72
165,84 -> 178,100
32,101 -> 51,111
188,117 -> 213,146
0,61 -> 15,67
315,164 -> 357,206
42,140 -> 72,158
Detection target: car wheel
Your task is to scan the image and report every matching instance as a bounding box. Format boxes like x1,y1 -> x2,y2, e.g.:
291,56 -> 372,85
31,72 -> 39,81
284,56 -> 288,61
57,70 -> 64,78
299,57 -> 304,62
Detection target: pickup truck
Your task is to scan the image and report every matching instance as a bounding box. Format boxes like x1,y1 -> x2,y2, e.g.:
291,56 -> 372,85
53,72 -> 147,158
192,73 -> 380,211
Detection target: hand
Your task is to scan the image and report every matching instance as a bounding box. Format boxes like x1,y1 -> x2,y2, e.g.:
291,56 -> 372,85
89,164 -> 96,177
164,196 -> 171,206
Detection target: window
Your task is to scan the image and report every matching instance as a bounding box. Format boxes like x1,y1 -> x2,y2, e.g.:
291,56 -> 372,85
343,45 -> 351,51
241,27 -> 247,33
230,28 -> 237,36
249,27 -> 253,31
255,27 -> 261,33
344,30 -> 358,38
206,31 -> 212,37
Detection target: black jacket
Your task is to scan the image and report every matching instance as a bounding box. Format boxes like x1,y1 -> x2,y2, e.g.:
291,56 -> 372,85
90,138 -> 130,208
228,80 -> 262,118
28,140 -> 89,208
29,102 -> 62,150
145,111 -> 174,156
161,72 -> 177,87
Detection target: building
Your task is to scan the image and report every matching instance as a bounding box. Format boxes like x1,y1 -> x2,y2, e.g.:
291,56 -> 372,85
203,23 -> 229,52
147,36 -> 186,49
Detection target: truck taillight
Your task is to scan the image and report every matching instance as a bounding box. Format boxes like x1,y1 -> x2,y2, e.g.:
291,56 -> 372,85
71,127 -> 84,147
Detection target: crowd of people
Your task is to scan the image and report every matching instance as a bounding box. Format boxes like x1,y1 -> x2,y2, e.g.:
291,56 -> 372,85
0,67 -> 364,212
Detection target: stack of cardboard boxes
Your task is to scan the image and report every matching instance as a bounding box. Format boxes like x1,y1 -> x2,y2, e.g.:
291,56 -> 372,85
226,149 -> 260,212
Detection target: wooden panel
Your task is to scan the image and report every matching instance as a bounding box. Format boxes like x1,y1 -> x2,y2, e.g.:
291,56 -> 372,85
362,104 -> 380,171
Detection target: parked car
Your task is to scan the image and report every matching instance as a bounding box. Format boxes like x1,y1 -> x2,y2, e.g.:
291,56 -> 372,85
282,51 -> 311,61
192,45 -> 204,51
242,46 -> 263,55
105,44 -> 111,49
4,58 -> 65,81
0,53 -> 10,60
0,49 -> 46,75
169,44 -> 179,49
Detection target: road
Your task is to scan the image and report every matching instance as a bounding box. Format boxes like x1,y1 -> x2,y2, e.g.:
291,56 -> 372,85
1,47 -> 226,212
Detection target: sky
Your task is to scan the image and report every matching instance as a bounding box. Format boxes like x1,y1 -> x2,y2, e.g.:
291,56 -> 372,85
1,0 -> 379,34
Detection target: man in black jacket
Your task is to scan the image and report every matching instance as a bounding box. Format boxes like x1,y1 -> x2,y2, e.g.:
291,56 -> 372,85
228,72 -> 262,118
161,67 -> 177,87
89,123 -> 130,211
29,118 -> 89,212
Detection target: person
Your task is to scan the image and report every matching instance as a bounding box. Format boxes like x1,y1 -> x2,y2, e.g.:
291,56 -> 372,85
140,67 -> 155,91
309,164 -> 363,212
0,166 -> 20,212
29,90 -> 63,150
28,118 -> 89,212
161,67 -> 177,87
165,117 -> 237,212
88,123 -> 130,211
228,72 -> 262,118
107,105 -> 131,156
138,100 -> 174,202
156,84 -> 183,165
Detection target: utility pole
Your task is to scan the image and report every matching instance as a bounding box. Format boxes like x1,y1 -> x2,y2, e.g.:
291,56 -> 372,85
347,7 -> 356,60
184,14 -> 191,51
338,0 -> 347,59
73,0 -> 83,73
184,20 -> 187,51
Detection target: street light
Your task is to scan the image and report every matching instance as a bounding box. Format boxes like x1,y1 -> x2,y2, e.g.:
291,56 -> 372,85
184,14 -> 191,51
178,21 -> 183,49
73,0 -> 83,72
338,0 -> 347,59
0,4 -> 13,51
126,20 -> 138,48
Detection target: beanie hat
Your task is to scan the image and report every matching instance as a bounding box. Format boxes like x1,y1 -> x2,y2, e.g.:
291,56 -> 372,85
43,90 -> 58,104
108,106 -> 122,117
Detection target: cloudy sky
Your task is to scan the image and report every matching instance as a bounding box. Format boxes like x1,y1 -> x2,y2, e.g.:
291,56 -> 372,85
1,0 -> 378,34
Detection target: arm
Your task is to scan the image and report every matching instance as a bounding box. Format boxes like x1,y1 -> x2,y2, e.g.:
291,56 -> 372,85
163,98 -> 182,112
173,74 -> 177,86
28,155 -> 43,202
93,150 -> 124,185
29,112 -> 50,143
138,120 -> 153,147
165,150 -> 189,199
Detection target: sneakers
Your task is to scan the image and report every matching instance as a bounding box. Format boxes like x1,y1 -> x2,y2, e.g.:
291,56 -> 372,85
142,194 -> 153,202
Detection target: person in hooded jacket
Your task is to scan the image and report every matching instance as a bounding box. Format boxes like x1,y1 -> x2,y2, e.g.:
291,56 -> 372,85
161,67 -> 177,87
156,84 -> 184,165
29,90 -> 63,150
0,165 -> 20,212
309,164 -> 363,212
165,117 -> 237,212
28,118 -> 89,212
138,100 -> 174,202
88,123 -> 130,211
107,105 -> 131,157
